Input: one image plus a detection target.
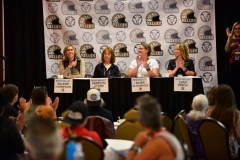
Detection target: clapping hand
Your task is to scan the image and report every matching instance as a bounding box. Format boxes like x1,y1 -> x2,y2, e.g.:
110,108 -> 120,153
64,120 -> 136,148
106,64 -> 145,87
136,56 -> 142,66
18,97 -> 32,113
226,28 -> 232,38
143,62 -> 151,70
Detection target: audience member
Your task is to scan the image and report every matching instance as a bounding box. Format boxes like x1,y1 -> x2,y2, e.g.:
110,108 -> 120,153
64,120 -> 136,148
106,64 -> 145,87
25,86 -> 59,126
206,84 -> 240,159
0,92 -> 25,160
127,42 -> 159,77
59,45 -> 85,78
167,42 -> 196,77
86,88 -> 114,123
61,100 -> 103,148
125,94 -> 184,160
206,85 -> 218,107
185,94 -> 208,159
225,21 -> 240,108
93,46 -> 120,78
25,117 -> 63,160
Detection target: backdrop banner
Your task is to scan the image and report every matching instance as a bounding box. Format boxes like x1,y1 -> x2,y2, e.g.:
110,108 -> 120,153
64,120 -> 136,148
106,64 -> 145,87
42,0 -> 217,94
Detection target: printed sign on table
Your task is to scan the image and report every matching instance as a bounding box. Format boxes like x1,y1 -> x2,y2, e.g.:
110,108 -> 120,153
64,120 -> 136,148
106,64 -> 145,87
54,79 -> 73,93
131,78 -> 150,92
90,78 -> 109,92
174,77 -> 193,92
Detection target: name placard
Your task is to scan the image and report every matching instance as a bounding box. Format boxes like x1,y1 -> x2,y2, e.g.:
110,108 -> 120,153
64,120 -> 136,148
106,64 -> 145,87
174,77 -> 193,92
90,78 -> 109,92
131,78 -> 150,92
54,79 -> 73,93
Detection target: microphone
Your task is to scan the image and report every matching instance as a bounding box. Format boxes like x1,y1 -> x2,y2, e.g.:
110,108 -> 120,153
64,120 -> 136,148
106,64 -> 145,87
75,56 -> 79,62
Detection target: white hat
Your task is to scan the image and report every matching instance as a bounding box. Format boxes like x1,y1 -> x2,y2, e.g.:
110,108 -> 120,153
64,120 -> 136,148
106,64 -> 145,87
86,88 -> 101,107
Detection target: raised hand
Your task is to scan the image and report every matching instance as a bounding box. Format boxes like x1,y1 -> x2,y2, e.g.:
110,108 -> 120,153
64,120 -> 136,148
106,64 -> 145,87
226,28 -> 232,38
136,56 -> 141,66
18,97 -> 32,113
50,97 -> 59,111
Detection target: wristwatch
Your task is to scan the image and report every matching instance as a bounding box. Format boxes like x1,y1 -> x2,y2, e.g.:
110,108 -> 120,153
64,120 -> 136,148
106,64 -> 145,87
130,144 -> 140,152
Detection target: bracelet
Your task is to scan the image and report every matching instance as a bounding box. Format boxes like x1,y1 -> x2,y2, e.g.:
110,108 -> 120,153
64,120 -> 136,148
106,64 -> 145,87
130,144 -> 140,152
146,68 -> 150,71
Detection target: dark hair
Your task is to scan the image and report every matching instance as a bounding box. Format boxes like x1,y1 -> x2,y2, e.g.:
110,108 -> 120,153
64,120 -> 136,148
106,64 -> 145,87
31,86 -> 48,105
0,84 -> 19,103
0,92 -> 6,115
207,85 -> 218,106
140,42 -> 151,56
136,94 -> 162,131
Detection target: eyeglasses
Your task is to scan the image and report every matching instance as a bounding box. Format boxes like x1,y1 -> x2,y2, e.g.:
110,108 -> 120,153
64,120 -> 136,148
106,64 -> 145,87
234,28 -> 240,31
138,48 -> 146,50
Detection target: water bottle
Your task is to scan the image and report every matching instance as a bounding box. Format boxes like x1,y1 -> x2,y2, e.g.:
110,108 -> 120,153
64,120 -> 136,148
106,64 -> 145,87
66,141 -> 76,160
73,143 -> 85,160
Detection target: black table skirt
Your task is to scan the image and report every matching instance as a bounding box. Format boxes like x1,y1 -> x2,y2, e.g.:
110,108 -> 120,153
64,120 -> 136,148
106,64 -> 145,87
45,77 -> 204,121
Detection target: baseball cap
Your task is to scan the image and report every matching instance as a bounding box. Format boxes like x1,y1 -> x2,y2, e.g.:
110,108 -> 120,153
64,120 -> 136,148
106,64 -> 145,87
86,88 -> 101,107
63,101 -> 89,125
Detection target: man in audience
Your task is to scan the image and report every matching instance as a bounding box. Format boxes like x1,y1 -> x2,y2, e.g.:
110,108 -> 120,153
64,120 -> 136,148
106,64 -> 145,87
86,88 -> 114,123
61,100 -> 103,148
126,94 -> 184,160
25,117 -> 63,160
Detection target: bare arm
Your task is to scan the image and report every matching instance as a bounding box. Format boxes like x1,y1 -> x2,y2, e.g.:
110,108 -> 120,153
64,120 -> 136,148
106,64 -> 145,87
225,27 -> 232,53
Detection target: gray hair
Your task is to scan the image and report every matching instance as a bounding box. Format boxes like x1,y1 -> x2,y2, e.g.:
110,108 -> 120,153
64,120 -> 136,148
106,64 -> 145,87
135,94 -> 162,131
188,94 -> 208,121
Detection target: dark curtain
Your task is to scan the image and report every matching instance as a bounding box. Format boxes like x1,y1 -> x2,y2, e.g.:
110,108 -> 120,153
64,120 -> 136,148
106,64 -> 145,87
3,0 -> 240,106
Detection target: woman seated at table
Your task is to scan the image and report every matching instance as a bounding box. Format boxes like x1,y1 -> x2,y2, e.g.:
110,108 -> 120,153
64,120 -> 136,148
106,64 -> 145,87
125,94 -> 184,160
127,42 -> 159,78
167,42 -> 196,77
93,46 -> 120,78
59,45 -> 85,78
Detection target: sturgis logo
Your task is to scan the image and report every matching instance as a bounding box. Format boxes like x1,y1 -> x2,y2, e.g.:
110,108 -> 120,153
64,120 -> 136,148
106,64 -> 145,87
146,12 -> 162,26
47,45 -> 63,59
164,29 -> 181,43
128,0 -> 145,13
113,43 -> 129,57
130,28 -> 146,43
149,0 -> 159,10
79,14 -> 95,29
163,0 -> 179,13
180,9 -> 197,23
114,1 -> 124,12
197,0 -> 213,10
61,1 -> 77,15
48,3 -> 58,13
149,41 -> 163,56
112,13 -> 128,28
46,15 -> 61,29
116,31 -> 126,42
183,39 -> 198,53
82,32 -> 93,42
80,44 -> 96,58
94,0 -> 111,14
198,25 -> 214,40
199,56 -> 215,71
150,29 -> 160,40
63,30 -> 79,45
96,30 -> 112,44
81,2 -> 91,13
200,11 -> 211,22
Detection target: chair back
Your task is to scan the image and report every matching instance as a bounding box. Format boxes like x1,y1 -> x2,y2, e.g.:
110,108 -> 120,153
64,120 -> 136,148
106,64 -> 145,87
171,114 -> 184,143
85,116 -> 115,139
123,108 -> 138,120
160,112 -> 173,131
60,136 -> 104,160
61,109 -> 69,118
115,119 -> 142,141
178,115 -> 196,158
53,118 -> 70,129
199,118 -> 231,160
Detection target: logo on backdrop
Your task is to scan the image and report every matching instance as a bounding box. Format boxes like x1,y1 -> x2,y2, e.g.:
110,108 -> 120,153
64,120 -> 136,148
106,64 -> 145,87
51,63 -> 59,74
100,45 -> 108,54
199,56 -> 215,71
94,0 -> 111,14
65,16 -> 75,27
200,11 -> 211,22
112,13 -> 128,28
150,29 -> 160,40
180,9 -> 197,23
202,41 -> 212,52
113,43 -> 129,57
183,0 -> 193,7
202,72 -> 213,83
46,15 -> 62,29
163,0 -> 179,13
146,12 -> 162,26
80,44 -> 96,58
197,0 -> 213,10
85,62 -> 94,73
128,0 -> 145,13
114,2 -> 124,12
79,14 -> 95,29
47,45 -> 63,59
167,15 -> 177,25
132,14 -> 143,25
117,61 -> 127,72
149,0 -> 159,10
61,1 -> 77,15
46,0 -> 60,2
164,29 -> 181,43
198,25 -> 214,40
156,60 -> 161,68
130,28 -> 146,43
96,30 -> 112,44
183,39 -> 198,53
134,44 -> 141,54
149,41 -> 163,56
63,30 -> 79,45
81,2 -> 91,13
168,44 -> 175,55
184,26 -> 195,37
116,31 -> 126,41
189,57 -> 196,66
48,3 -> 58,13
50,33 -> 60,43
98,16 -> 109,26
82,32 -> 93,42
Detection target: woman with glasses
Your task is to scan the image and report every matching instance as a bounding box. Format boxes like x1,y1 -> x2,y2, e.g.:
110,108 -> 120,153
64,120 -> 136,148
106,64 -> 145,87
59,45 -> 85,78
167,42 -> 196,77
127,42 -> 159,77
225,21 -> 240,108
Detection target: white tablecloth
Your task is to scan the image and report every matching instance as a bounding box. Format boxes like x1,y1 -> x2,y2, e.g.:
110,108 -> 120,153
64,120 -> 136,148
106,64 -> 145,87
104,139 -> 133,160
